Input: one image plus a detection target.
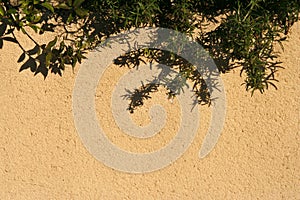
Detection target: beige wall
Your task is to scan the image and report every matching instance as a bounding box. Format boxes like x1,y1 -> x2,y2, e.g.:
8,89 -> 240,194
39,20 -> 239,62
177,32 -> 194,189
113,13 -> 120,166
0,22 -> 299,199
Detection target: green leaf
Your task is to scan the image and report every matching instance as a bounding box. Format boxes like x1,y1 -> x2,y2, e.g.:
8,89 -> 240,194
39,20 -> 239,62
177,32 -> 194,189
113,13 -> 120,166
29,24 -> 39,33
72,57 -> 78,68
75,8 -> 88,17
33,15 -> 42,23
7,9 -> 16,14
57,3 -> 71,10
45,52 -> 52,66
21,27 -> 27,34
73,0 -> 85,8
67,0 -> 73,6
41,2 -> 54,13
67,14 -> 74,23
59,41 -> 65,52
46,37 -> 57,50
0,6 -> 5,16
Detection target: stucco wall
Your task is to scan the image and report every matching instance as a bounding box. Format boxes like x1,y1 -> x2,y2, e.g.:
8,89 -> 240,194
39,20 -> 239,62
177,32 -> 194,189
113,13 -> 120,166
0,21 -> 299,199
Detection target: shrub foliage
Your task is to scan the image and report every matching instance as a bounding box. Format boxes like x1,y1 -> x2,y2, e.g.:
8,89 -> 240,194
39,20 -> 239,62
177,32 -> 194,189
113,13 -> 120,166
0,0 -> 299,111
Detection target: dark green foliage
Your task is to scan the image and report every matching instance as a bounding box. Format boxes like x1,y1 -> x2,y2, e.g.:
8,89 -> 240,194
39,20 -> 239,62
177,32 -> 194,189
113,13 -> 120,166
0,0 -> 299,111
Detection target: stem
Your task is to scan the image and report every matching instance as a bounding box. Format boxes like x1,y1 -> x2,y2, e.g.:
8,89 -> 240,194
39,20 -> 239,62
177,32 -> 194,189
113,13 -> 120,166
243,0 -> 259,22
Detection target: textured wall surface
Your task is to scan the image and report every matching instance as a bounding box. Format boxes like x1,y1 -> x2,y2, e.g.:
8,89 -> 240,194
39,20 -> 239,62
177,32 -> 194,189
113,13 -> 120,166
0,21 -> 299,199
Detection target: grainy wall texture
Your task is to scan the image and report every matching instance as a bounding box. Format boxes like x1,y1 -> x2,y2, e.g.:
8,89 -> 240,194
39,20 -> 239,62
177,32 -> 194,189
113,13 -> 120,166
0,21 -> 299,199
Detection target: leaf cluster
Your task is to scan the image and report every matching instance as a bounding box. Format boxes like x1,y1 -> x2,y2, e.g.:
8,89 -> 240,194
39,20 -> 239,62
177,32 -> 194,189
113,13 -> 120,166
0,0 -> 299,111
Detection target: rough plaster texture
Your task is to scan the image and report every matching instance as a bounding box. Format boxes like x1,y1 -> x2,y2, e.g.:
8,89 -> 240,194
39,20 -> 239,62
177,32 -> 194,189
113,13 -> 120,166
0,21 -> 299,199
